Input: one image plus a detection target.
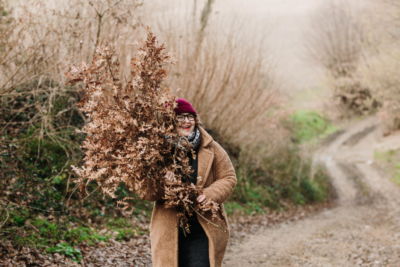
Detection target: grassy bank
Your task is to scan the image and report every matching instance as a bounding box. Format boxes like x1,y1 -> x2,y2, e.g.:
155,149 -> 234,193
374,148 -> 400,186
225,110 -> 336,216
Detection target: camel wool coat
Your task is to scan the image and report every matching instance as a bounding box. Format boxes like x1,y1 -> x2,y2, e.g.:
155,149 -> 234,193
143,127 -> 237,267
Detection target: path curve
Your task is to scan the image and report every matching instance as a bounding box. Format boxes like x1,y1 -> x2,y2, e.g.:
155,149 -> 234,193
224,116 -> 400,266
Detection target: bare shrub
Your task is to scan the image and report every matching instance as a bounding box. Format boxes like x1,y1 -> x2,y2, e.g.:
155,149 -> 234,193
380,0 -> 400,133
308,0 -> 380,117
359,0 -> 400,134
309,1 -> 364,78
1,0 -> 288,189
332,77 -> 380,117
0,0 -> 144,147
0,0 -> 145,218
147,4 -> 285,166
1,0 -> 286,163
1,0 -> 142,89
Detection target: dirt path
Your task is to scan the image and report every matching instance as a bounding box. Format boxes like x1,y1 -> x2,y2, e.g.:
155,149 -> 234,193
224,116 -> 400,267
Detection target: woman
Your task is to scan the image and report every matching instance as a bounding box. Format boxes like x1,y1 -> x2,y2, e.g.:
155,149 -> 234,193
143,98 -> 237,267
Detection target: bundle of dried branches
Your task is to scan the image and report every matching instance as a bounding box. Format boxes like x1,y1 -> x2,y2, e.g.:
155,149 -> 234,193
333,78 -> 380,117
67,31 -> 219,232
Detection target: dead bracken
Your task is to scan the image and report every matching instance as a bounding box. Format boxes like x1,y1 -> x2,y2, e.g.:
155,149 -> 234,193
67,31 -> 219,232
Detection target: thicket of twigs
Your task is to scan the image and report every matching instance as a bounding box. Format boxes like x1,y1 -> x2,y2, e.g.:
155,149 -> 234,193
358,0 -> 400,134
0,0 -> 147,218
308,1 -> 381,118
1,0 -> 286,163
310,0 -> 400,134
146,3 -> 285,170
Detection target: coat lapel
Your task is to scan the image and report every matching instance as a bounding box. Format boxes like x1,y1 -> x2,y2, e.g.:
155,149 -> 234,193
196,127 -> 214,188
197,147 -> 213,188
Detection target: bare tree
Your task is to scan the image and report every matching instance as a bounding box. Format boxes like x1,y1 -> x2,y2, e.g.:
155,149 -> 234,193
308,1 -> 365,78
308,0 -> 380,117
363,0 -> 400,133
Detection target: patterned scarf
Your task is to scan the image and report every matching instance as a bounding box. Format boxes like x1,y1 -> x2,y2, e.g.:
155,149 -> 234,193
187,127 -> 201,151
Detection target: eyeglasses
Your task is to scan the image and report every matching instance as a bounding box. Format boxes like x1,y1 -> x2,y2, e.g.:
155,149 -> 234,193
176,114 -> 195,122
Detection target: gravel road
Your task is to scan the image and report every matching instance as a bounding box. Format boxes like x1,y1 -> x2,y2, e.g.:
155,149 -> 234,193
224,116 -> 400,267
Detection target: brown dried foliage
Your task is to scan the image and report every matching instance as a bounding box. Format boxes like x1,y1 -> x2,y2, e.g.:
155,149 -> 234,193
333,78 -> 380,117
67,31 -> 219,231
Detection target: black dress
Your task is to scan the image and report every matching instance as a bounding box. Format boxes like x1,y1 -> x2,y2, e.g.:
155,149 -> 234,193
178,151 -> 210,267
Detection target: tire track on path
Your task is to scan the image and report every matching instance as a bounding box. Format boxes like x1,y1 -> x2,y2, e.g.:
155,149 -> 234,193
224,116 -> 400,266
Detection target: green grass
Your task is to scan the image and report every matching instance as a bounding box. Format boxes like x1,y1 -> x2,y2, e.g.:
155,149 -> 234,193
3,214 -> 109,247
47,243 -> 82,262
64,226 -> 109,245
227,158 -> 332,215
374,149 -> 400,186
374,149 -> 398,163
289,110 -> 337,144
393,163 -> 400,185
106,217 -> 147,241
0,210 -> 148,262
224,202 -> 247,215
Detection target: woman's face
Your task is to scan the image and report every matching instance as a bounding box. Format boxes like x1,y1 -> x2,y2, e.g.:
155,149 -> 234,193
176,113 -> 195,137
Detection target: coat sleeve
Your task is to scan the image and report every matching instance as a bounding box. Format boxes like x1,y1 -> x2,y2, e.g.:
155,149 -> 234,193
202,142 -> 237,204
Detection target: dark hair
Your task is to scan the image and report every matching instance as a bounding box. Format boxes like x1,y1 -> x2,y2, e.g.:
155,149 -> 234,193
195,114 -> 203,127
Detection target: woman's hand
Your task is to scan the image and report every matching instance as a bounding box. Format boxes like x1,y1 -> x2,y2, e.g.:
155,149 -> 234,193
164,171 -> 207,203
197,194 -> 207,203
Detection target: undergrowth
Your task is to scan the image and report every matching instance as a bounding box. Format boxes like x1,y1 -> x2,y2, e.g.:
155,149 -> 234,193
226,110 -> 335,215
0,81 -> 334,260
374,149 -> 400,186
289,110 -> 337,144
226,148 -> 332,216
0,79 -> 152,261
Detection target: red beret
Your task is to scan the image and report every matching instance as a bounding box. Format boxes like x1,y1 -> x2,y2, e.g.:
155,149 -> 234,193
174,98 -> 197,116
